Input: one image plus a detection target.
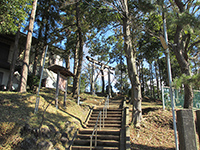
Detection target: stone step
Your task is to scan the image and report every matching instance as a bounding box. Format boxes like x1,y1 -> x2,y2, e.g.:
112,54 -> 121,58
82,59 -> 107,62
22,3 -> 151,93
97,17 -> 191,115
93,109 -> 122,112
79,129 -> 120,136
95,106 -> 121,110
71,101 -> 123,150
88,120 -> 121,124
92,111 -> 122,116
76,134 -> 120,141
93,110 -> 122,113
91,114 -> 122,117
71,145 -> 119,150
73,139 -> 120,147
89,117 -> 121,121
87,124 -> 121,128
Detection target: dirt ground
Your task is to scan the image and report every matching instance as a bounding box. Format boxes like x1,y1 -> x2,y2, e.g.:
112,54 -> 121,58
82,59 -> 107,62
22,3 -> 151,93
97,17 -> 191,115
129,98 -> 200,150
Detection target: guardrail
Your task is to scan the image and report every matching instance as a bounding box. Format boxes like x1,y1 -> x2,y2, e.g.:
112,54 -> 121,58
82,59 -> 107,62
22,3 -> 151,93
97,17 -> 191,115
90,95 -> 109,149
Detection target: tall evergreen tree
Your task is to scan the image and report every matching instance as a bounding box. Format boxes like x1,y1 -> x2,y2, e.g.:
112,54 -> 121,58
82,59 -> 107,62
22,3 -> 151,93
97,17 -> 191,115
171,0 -> 200,108
19,0 -> 38,92
156,0 -> 200,108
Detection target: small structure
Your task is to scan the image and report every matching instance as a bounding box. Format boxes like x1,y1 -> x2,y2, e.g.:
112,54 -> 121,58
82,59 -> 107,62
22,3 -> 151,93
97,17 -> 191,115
48,64 -> 74,108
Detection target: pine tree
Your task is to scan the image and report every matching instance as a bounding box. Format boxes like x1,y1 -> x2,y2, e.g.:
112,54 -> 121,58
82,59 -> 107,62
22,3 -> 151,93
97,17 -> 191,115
19,0 -> 38,92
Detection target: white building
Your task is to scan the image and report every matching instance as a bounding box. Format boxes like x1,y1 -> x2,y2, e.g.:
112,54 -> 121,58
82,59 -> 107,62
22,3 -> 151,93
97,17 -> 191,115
0,33 -> 68,91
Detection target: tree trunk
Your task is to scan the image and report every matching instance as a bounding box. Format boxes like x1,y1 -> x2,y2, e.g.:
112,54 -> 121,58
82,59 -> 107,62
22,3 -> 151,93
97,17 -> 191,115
66,51 -> 70,70
158,58 -> 163,90
123,0 -> 142,126
73,1 -> 84,98
19,0 -> 38,92
155,60 -> 160,99
149,63 -> 153,97
173,41 -> 193,108
72,39 -> 79,96
39,14 -> 49,76
33,47 -> 39,75
141,59 -> 145,96
73,39 -> 79,74
33,23 -> 43,75
7,31 -> 20,91
39,45 -> 46,76
151,63 -> 155,98
100,69 -> 105,93
120,57 -> 123,93
172,0 -> 194,108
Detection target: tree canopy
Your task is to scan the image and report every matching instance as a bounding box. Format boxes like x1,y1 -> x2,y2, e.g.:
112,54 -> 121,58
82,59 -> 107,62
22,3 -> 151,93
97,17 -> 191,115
0,0 -> 32,33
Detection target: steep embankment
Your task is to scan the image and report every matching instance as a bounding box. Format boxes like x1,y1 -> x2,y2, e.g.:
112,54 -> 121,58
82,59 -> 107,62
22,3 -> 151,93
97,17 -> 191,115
129,97 -> 176,150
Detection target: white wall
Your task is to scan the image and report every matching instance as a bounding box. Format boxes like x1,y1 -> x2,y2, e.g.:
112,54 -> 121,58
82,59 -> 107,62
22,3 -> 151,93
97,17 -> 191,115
45,69 -> 57,88
45,55 -> 66,90
0,68 -> 10,86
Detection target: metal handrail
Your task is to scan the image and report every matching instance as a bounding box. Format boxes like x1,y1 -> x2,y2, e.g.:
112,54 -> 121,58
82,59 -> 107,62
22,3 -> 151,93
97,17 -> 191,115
67,129 -> 79,150
90,111 -> 101,150
103,95 -> 109,127
90,96 -> 109,149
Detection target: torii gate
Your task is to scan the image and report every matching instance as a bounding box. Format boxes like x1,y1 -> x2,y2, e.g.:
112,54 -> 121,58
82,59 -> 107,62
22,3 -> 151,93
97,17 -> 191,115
86,56 -> 115,98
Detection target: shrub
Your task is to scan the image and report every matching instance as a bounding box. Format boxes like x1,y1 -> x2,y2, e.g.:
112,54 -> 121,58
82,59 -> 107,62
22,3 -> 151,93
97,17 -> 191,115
27,74 -> 40,90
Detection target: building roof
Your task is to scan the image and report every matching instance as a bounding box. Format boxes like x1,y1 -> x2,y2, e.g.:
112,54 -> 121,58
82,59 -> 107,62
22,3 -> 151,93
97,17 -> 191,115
48,64 -> 74,79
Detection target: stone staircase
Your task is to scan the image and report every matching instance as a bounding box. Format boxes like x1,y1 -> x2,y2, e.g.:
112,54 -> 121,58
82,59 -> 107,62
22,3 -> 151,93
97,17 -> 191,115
71,103 -> 122,150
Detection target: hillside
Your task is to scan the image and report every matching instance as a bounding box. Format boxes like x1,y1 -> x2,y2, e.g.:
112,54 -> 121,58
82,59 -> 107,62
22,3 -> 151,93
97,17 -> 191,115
0,88 -> 105,150
1,89 -> 197,149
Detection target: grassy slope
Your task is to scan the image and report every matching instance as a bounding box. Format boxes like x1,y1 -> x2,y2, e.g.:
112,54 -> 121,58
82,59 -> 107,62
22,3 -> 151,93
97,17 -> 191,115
0,90 -> 199,150
0,88 -> 105,150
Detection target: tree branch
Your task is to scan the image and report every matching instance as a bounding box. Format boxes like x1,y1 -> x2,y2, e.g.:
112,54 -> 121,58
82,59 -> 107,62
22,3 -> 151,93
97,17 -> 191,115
189,51 -> 200,60
188,40 -> 200,51
145,28 -> 174,48
100,0 -> 125,17
184,33 -> 190,53
174,0 -> 184,13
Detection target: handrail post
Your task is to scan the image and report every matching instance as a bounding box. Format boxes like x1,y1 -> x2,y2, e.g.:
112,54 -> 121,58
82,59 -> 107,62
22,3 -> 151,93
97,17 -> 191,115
90,98 -> 110,149
108,98 -> 109,107
95,128 -> 97,146
100,111 -> 101,130
90,135 -> 92,150
90,111 -> 102,150
106,100 -> 107,118
106,105 -> 107,118
103,107 -> 105,128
